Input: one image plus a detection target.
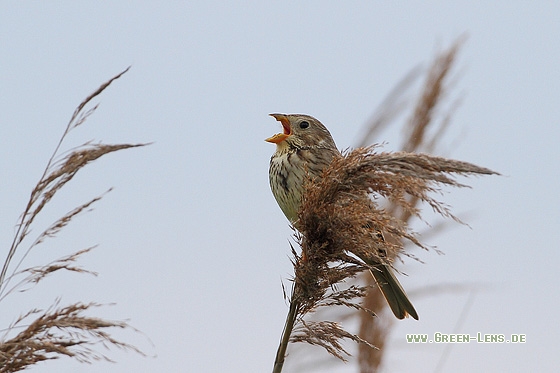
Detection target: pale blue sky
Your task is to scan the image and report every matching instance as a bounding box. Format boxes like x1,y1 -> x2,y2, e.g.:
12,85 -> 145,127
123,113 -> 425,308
1,2 -> 559,372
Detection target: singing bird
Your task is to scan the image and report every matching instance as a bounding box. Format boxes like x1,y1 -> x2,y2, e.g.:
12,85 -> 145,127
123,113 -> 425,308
266,113 -> 418,320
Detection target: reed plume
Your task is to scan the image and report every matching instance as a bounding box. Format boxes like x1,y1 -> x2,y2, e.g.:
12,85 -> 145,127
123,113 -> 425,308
272,37 -> 497,372
0,68 -> 148,371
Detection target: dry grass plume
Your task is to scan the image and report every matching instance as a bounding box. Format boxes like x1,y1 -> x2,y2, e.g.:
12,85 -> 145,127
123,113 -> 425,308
357,37 -> 468,372
272,37 -> 498,373
0,68 -> 148,371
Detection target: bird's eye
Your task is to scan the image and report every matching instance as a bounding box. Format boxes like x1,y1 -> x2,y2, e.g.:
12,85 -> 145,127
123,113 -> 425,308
299,121 -> 310,129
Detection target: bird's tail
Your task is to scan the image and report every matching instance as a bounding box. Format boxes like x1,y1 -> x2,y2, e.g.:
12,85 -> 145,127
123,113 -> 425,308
370,264 -> 418,320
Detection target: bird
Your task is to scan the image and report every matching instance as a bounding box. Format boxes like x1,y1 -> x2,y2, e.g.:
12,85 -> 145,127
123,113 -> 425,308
265,113 -> 418,320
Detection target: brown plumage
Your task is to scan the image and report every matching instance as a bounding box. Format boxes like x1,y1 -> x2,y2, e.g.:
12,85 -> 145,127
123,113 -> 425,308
266,113 -> 418,320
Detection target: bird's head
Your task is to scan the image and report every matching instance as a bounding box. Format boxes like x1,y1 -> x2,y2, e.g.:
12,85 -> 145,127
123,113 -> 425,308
265,114 -> 337,150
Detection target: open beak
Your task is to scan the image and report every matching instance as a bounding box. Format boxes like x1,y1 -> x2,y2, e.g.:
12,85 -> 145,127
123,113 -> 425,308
265,113 -> 291,143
